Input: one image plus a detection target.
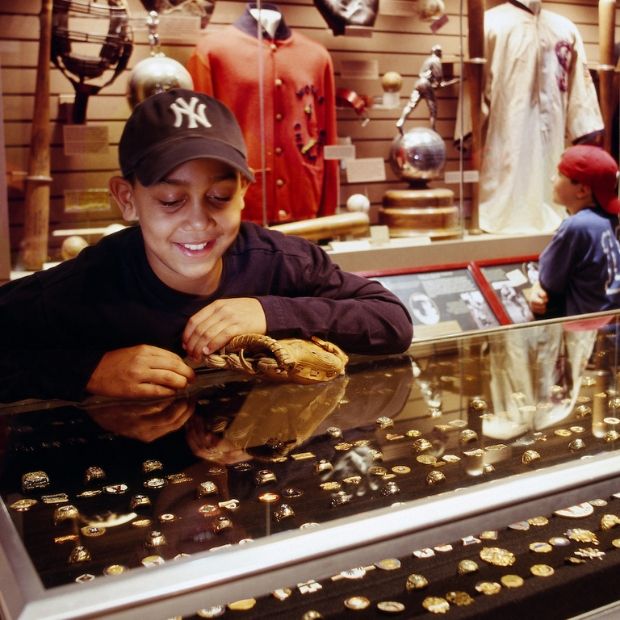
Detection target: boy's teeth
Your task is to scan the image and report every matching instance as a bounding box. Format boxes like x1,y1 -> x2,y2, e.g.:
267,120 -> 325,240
184,242 -> 207,251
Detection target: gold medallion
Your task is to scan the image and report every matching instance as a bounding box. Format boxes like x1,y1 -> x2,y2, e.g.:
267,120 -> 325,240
21,470 -> 50,492
422,596 -> 450,613
196,606 -> 226,618
103,564 -> 126,576
426,470 -> 446,486
376,558 -> 401,570
392,465 -> 411,474
475,581 -> 501,595
141,554 -> 164,567
565,528 -> 599,544
417,454 -> 437,465
68,545 -> 91,564
272,588 -> 292,601
405,429 -> 421,438
479,530 -> 498,540
600,514 -> 620,530
258,492 -> 280,503
319,481 -> 341,491
344,596 -> 370,610
457,559 -> 479,575
412,438 -> 433,453
54,504 -> 79,524
528,516 -> 549,526
521,450 -> 541,465
530,564 -> 554,577
442,454 -> 461,463
227,599 -> 256,611
529,542 -> 552,553
445,591 -> 474,606
132,518 -> 152,528
501,574 -> 524,588
291,452 -> 315,461
334,442 -> 353,451
479,547 -> 516,567
10,498 -> 37,512
554,428 -> 572,437
376,601 -> 405,614
81,526 -> 106,537
405,573 -> 429,591
41,493 -> 69,504
342,475 -> 362,485
368,466 -> 388,476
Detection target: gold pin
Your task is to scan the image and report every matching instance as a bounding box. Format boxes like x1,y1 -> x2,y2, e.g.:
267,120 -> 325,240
501,574 -> 524,588
445,591 -> 474,606
530,564 -> 554,577
422,596 -> 450,613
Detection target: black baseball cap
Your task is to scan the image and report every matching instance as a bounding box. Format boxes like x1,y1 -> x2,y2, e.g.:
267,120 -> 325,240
119,88 -> 255,185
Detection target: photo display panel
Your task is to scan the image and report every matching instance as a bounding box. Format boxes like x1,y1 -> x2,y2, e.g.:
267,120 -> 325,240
371,268 -> 500,338
478,261 -> 539,324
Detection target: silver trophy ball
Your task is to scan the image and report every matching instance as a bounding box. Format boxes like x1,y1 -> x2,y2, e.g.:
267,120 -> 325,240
389,127 -> 446,182
128,54 -> 194,109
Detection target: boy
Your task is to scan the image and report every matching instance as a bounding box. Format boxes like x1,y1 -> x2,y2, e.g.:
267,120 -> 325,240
0,89 -> 413,403
529,145 -> 620,318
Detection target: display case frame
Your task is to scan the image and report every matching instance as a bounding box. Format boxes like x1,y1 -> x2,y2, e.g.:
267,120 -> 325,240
2,313 -> 620,619
2,451 -> 620,620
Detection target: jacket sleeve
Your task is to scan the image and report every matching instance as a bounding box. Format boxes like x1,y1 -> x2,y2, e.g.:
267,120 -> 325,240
256,243 -> 413,354
0,277 -> 103,403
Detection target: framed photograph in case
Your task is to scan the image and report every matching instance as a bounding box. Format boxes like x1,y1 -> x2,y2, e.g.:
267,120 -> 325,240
359,263 -> 501,339
470,256 -> 540,325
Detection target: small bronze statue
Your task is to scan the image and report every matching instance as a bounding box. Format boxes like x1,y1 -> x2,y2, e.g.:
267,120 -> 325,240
396,45 -> 457,133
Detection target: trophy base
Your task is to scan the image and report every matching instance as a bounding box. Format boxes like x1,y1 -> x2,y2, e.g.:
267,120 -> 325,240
380,188 -> 460,239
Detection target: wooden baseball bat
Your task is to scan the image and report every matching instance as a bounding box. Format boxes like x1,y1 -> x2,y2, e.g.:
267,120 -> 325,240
465,0 -> 485,233
21,0 -> 53,271
269,212 -> 370,242
598,0 -> 616,153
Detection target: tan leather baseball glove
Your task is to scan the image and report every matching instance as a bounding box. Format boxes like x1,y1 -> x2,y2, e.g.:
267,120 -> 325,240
203,334 -> 349,384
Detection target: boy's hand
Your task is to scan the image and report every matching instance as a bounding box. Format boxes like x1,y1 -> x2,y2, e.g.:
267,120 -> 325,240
87,345 -> 195,399
183,297 -> 267,361
528,281 -> 549,315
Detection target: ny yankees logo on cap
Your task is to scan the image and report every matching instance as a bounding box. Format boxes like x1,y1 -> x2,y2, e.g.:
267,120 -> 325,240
119,88 -> 255,186
169,96 -> 212,129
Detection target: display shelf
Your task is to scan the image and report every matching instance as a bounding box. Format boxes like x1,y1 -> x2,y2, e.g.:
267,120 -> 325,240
1,314 -> 620,619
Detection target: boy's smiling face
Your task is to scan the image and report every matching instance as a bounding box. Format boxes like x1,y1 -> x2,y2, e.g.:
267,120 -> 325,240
111,158 -> 248,295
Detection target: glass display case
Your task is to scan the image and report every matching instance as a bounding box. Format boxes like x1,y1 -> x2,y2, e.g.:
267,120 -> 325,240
2,314 -> 620,619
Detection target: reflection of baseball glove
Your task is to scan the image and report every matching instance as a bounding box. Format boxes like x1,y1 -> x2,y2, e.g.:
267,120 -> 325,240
203,334 -> 349,385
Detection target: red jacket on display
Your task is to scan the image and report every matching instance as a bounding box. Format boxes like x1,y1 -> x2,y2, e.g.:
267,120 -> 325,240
188,4 -> 339,225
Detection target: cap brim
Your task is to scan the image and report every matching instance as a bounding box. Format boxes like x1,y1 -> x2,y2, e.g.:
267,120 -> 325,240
135,136 -> 255,186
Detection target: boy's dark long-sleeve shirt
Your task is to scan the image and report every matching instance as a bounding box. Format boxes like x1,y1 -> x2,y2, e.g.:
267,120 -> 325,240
0,223 -> 413,402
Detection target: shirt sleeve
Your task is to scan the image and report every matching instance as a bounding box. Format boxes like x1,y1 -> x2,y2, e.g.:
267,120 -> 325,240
256,243 -> 413,354
0,276 -> 103,403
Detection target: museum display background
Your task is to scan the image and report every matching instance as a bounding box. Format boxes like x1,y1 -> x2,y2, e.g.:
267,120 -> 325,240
1,0 -> 615,268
